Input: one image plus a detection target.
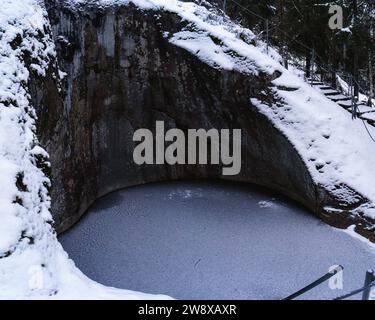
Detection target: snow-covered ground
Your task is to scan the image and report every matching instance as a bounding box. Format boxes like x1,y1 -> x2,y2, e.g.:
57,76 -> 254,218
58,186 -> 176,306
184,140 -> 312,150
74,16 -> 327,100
0,0 -> 375,299
0,0 -> 169,300
60,181 -> 375,300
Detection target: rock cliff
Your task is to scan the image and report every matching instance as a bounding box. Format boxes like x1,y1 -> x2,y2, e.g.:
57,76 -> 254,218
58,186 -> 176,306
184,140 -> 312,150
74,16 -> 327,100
29,0 -> 374,240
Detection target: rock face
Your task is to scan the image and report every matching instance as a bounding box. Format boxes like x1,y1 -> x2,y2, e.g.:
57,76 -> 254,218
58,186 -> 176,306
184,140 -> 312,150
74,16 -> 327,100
29,2 -> 370,236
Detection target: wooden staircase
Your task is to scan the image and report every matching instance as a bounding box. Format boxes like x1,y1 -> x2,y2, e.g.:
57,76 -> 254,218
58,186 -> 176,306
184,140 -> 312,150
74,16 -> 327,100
307,78 -> 375,127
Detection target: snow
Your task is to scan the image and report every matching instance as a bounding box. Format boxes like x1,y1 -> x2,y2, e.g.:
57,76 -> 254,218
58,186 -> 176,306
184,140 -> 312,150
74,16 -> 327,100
166,188 -> 203,200
251,70 -> 375,214
66,0 -> 282,75
0,0 -> 170,300
364,209 -> 375,220
342,225 -> 375,251
0,0 -> 375,299
258,200 -> 278,209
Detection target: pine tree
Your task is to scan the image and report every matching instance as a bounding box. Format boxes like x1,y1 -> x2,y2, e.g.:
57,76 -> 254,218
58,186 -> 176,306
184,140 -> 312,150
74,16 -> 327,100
212,0 -> 374,100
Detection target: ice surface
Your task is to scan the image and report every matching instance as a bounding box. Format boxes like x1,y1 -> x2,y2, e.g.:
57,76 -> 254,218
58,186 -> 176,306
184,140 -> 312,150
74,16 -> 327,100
60,181 -> 375,300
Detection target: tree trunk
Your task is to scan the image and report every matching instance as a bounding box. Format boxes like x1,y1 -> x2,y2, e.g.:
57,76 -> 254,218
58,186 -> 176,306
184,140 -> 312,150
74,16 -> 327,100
330,38 -> 337,88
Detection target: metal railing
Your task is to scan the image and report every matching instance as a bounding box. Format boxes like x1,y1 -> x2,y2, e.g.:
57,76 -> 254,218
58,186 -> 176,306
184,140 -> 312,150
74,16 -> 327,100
334,269 -> 375,300
219,0 -> 374,109
283,265 -> 343,300
283,266 -> 375,300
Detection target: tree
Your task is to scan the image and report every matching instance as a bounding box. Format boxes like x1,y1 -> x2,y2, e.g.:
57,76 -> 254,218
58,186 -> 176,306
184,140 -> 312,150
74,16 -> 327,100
209,0 -> 374,100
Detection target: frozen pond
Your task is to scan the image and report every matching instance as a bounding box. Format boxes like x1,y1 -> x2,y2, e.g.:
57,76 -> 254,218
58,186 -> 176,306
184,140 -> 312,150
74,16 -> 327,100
59,181 -> 375,300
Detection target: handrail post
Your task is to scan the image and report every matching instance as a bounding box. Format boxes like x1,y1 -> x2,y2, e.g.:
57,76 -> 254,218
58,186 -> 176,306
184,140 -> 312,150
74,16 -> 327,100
283,265 -> 344,300
362,269 -> 374,300
223,0 -> 227,12
266,19 -> 269,54
311,48 -> 315,86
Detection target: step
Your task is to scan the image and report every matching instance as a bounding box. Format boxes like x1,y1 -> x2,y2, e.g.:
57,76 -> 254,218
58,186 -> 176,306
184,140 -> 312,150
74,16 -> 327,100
358,102 -> 374,108
334,96 -> 352,102
338,101 -> 352,109
357,105 -> 374,114
329,95 -> 351,102
361,113 -> 375,122
318,86 -> 333,90
307,79 -> 324,85
322,89 -> 341,95
276,85 -> 299,92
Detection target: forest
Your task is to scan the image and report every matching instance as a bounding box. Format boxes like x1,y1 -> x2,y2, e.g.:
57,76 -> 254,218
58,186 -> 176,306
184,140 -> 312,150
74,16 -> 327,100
210,0 -> 375,103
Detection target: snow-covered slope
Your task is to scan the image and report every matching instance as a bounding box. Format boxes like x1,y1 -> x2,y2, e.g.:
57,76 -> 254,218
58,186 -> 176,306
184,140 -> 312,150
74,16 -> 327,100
0,0 -> 374,299
257,74 -> 375,215
0,0 -> 169,299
